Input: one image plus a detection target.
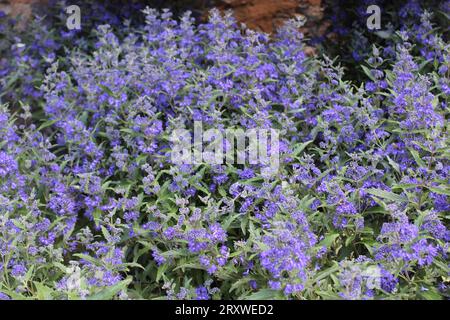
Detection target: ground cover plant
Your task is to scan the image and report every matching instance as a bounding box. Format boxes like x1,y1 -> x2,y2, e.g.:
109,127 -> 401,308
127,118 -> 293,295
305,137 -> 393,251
0,0 -> 449,300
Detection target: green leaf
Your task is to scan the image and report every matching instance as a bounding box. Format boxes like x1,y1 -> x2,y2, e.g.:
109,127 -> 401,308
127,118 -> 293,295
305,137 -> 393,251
92,208 -> 102,227
361,65 -> 376,81
74,253 -> 99,266
195,184 -> 210,196
34,282 -> 54,300
408,148 -> 426,168
345,234 -> 355,247
122,262 -> 145,270
427,186 -> 450,196
318,233 -> 339,249
292,140 -> 313,157
419,287 -> 442,300
0,289 -> 29,300
242,289 -> 281,300
316,290 -> 341,299
229,278 -> 254,294
23,265 -> 35,285
87,278 -> 132,300
101,226 -> 111,241
156,264 -> 168,282
431,96 -> 439,108
218,187 -> 227,197
99,84 -> 116,98
386,156 -> 400,173
37,119 -> 58,131
365,188 -> 408,203
392,183 -> 418,190
313,264 -> 339,283
433,260 -> 449,273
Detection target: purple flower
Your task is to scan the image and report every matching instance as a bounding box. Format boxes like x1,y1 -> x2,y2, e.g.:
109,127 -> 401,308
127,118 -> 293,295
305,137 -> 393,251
11,264 -> 27,277
195,286 -> 209,300
0,152 -> 17,177
237,168 -> 255,180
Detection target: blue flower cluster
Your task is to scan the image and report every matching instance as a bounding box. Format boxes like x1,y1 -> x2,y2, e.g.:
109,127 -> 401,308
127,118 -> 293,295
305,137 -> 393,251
0,1 -> 448,300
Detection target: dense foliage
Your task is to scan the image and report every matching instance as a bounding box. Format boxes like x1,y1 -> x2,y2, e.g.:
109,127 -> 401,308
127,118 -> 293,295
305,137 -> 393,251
0,1 -> 449,300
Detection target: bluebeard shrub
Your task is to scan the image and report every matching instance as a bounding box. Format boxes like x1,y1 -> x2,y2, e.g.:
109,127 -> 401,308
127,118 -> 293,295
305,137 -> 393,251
0,3 -> 449,300
0,0 -> 146,109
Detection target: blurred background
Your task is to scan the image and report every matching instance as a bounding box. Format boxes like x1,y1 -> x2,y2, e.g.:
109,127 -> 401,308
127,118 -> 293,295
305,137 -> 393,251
0,0 -> 326,35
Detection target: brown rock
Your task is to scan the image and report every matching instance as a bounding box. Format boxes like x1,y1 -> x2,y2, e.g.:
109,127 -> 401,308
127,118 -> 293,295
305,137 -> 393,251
1,0 -> 44,19
217,0 -> 325,38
